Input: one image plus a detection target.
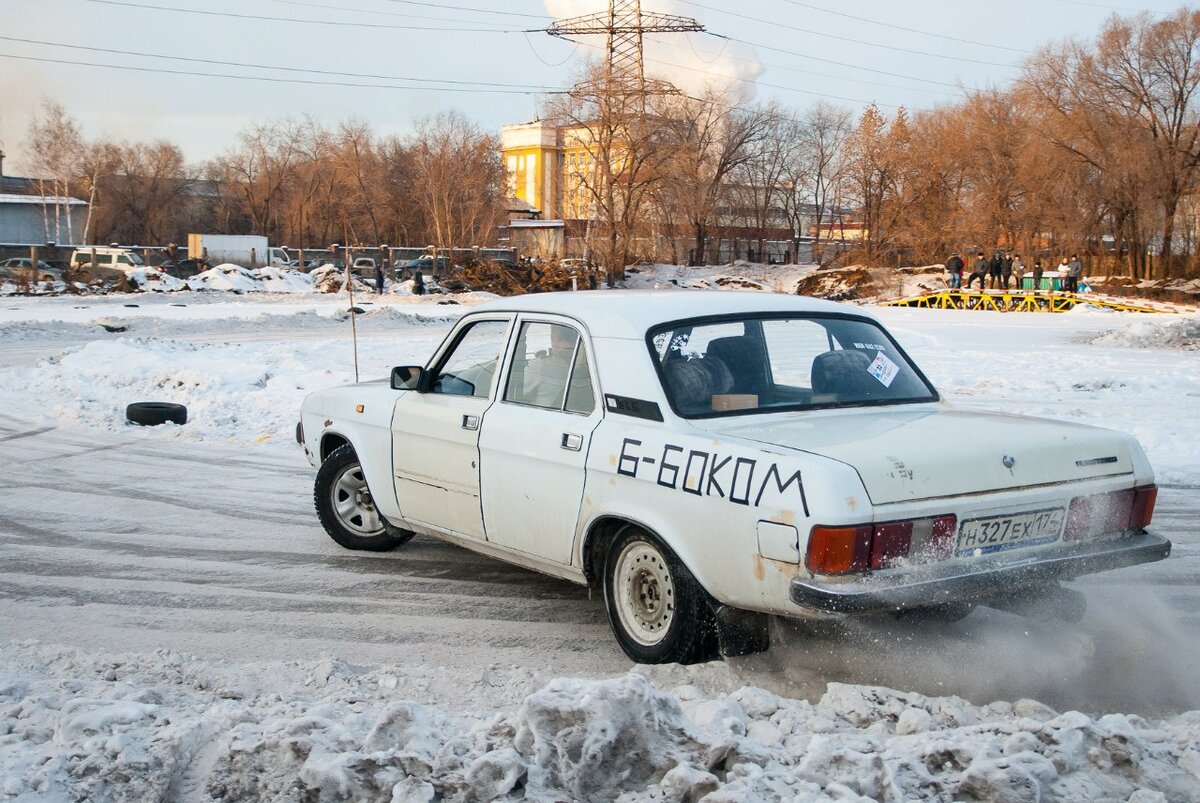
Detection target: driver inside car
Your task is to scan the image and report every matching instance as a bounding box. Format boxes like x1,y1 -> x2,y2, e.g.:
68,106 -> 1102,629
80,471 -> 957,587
521,325 -> 577,408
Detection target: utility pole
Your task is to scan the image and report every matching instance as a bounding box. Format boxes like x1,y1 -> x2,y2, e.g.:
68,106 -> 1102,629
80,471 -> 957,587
547,0 -> 702,110
546,2 -> 703,281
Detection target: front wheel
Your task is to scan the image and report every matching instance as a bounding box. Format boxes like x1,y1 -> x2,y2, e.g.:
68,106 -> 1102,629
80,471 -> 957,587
315,444 -> 413,551
603,527 -> 717,665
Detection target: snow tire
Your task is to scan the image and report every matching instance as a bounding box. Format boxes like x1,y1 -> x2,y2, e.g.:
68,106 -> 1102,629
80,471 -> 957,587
126,401 -> 188,426
603,526 -> 718,665
315,444 -> 414,551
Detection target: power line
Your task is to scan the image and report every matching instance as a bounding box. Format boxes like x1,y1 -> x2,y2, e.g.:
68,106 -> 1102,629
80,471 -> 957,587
677,0 -> 1022,68
0,34 -> 554,89
0,51 -> 557,94
560,34 -> 923,110
81,0 -> 541,32
380,0 -> 550,20
1053,0 -> 1142,10
710,33 -> 966,90
773,0 -> 1033,54
649,34 -> 953,97
266,0 -> 516,27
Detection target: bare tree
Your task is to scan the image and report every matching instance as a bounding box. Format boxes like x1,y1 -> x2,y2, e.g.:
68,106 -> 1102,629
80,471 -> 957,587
407,110 -> 505,251
24,101 -> 85,243
657,88 -> 772,265
780,102 -> 852,263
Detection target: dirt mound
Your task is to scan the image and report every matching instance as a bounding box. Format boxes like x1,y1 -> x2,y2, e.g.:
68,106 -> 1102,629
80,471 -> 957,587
1087,276 -> 1200,306
793,267 -> 878,301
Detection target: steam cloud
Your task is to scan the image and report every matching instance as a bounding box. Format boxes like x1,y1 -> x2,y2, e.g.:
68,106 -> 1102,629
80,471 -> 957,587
542,0 -> 764,102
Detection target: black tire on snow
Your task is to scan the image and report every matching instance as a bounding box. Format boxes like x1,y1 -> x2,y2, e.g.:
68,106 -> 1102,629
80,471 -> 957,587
314,444 -> 414,551
126,402 -> 188,426
603,526 -> 718,665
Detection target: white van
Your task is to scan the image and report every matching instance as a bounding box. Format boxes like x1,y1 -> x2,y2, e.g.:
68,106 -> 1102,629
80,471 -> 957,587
70,246 -> 147,274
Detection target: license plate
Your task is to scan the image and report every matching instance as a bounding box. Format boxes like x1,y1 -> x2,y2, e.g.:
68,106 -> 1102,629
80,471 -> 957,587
956,508 -> 1065,556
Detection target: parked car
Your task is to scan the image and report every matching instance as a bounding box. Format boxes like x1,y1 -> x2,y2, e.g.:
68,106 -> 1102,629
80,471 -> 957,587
0,258 -> 63,282
297,292 -> 1169,664
69,246 -> 145,273
397,255 -> 449,275
158,258 -> 205,277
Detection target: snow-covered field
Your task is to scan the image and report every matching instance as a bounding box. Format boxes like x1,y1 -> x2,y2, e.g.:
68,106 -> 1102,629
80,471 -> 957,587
1,276 -> 1199,801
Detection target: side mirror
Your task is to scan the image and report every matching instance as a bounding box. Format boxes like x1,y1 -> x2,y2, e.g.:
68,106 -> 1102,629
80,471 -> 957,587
391,365 -> 425,391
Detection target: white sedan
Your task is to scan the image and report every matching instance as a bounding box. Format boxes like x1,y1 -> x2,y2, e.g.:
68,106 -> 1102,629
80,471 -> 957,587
297,292 -> 1170,664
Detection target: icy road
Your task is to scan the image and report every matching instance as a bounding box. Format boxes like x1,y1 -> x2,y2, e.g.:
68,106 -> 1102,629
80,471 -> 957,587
0,286 -> 1198,801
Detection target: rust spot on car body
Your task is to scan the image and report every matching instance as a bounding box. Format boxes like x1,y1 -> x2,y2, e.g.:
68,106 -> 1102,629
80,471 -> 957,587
770,510 -> 795,526
752,554 -> 766,581
323,419 -> 333,428
845,496 -> 858,512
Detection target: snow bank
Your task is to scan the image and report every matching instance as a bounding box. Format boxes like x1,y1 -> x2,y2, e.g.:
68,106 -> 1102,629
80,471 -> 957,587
0,319 -> 453,444
127,268 -> 187,292
1091,315 -> 1200,351
2,643 -> 1197,801
186,263 -> 268,293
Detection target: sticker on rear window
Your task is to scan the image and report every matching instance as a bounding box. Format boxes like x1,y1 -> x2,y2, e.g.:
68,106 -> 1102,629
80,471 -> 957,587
867,351 -> 899,387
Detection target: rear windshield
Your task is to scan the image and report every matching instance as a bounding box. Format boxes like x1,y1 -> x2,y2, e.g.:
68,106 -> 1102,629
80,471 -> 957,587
648,314 -> 938,417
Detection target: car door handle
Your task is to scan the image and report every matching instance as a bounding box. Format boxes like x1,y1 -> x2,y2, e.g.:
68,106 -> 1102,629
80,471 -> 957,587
462,414 -> 479,431
561,433 -> 583,451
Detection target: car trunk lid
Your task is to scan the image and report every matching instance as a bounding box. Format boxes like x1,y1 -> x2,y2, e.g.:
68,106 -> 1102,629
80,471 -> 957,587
706,407 -> 1134,504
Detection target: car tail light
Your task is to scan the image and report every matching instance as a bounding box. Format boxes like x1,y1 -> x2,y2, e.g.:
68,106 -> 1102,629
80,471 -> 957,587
806,525 -> 871,575
807,514 -> 957,575
1131,485 -> 1157,529
1064,485 -> 1156,541
870,521 -> 912,569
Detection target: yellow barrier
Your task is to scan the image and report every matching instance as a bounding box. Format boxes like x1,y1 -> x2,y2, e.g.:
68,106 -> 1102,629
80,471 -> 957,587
879,290 -> 1178,314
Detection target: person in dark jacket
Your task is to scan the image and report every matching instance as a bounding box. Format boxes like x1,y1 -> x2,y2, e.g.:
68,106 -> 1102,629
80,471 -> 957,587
988,251 -> 1003,290
1000,251 -> 1013,290
1031,260 -> 1044,293
1066,254 -> 1083,293
945,252 -> 964,289
967,253 -> 989,290
374,263 -> 384,295
412,270 -> 426,296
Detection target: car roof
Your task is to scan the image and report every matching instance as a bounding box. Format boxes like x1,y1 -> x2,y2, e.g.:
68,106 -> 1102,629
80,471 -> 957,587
470,290 -> 875,339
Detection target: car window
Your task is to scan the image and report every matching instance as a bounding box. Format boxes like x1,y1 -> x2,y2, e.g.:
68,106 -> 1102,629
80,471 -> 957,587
431,320 -> 509,398
504,322 -> 582,411
650,314 -> 936,417
564,344 -> 596,414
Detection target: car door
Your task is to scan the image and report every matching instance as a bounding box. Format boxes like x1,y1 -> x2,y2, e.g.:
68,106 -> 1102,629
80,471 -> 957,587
391,317 -> 513,540
478,317 -> 603,564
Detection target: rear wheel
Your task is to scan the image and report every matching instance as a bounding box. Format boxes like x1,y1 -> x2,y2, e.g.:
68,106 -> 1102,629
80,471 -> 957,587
315,444 -> 413,551
603,527 -> 717,665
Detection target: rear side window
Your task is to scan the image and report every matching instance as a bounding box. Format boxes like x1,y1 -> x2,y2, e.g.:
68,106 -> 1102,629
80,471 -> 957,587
650,314 -> 937,417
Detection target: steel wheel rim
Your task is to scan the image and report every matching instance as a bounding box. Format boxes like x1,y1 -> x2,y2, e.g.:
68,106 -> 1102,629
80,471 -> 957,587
614,541 -> 675,646
330,462 -> 384,536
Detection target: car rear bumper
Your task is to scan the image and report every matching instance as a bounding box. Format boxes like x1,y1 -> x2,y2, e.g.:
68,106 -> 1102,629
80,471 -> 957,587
789,531 -> 1172,614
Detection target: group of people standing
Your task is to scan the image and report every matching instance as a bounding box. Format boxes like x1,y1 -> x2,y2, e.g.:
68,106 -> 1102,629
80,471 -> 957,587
943,251 -> 1084,293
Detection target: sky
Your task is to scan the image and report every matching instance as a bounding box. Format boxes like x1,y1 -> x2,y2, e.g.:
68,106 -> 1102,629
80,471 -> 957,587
0,0 -> 1187,172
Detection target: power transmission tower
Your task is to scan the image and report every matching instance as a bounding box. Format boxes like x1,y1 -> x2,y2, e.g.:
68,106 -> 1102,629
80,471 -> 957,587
547,0 -> 704,103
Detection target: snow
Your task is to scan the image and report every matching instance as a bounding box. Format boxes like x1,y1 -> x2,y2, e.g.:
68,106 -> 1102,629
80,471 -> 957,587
0,271 -> 1199,800
3,643 -> 1199,801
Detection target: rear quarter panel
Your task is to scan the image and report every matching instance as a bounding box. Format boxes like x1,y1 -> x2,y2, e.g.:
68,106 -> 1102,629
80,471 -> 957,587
580,419 -> 868,615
